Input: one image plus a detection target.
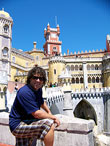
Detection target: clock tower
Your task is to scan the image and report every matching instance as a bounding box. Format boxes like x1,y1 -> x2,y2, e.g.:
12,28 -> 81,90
43,23 -> 62,56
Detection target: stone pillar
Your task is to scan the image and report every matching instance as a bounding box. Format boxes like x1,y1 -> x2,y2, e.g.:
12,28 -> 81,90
104,93 -> 110,133
63,90 -> 73,117
83,62 -> 88,89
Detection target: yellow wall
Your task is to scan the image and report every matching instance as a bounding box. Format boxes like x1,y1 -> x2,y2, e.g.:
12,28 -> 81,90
49,62 -> 65,84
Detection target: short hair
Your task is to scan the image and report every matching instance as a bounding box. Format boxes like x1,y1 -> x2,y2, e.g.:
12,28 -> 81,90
26,66 -> 46,85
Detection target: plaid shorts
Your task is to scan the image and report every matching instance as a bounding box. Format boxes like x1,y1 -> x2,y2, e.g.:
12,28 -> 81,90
12,119 -> 54,146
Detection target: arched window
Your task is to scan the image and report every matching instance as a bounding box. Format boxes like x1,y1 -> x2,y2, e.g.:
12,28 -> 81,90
80,77 -> 83,83
79,65 -> 83,70
72,78 -> 75,83
75,65 -> 78,71
91,65 -> 95,70
92,77 -> 95,83
76,78 -> 79,83
66,65 -> 70,71
99,64 -> 102,70
87,65 -> 90,70
71,65 -> 74,71
2,47 -> 8,56
15,79 -> 18,82
96,77 -> 99,83
88,77 -> 91,83
95,65 -> 99,70
3,24 -> 9,33
12,56 -> 15,63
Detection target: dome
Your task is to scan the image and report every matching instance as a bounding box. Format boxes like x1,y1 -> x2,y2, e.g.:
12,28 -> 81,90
0,9 -> 12,20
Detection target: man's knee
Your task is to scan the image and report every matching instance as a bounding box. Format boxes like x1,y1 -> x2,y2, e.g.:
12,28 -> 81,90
50,124 -> 55,131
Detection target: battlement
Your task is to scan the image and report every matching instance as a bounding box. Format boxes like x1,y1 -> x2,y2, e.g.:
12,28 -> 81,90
49,56 -> 65,63
63,48 -> 105,56
72,87 -> 110,93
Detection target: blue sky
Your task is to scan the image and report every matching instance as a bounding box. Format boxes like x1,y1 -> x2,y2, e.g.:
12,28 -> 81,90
0,0 -> 110,54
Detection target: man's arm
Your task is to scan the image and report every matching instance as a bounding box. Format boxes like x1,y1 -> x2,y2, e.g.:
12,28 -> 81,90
41,101 -> 52,114
32,105 -> 60,127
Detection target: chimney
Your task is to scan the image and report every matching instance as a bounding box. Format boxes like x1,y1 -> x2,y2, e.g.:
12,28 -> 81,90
33,42 -> 37,49
67,49 -> 69,55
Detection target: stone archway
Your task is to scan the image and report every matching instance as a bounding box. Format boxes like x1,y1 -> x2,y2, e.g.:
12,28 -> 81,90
50,104 -> 60,115
74,99 -> 97,124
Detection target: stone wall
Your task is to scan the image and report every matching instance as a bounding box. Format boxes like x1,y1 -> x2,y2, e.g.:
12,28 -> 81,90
0,113 -> 94,146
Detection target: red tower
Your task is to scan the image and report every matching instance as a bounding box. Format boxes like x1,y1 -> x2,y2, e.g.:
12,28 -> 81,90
43,23 -> 62,56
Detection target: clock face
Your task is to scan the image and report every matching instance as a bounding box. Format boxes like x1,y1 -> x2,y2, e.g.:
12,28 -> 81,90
51,33 -> 56,38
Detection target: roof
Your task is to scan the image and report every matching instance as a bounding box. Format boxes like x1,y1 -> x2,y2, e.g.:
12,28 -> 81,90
0,9 -> 13,21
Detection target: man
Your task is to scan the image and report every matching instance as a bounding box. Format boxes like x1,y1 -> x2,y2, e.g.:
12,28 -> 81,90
9,66 -> 60,146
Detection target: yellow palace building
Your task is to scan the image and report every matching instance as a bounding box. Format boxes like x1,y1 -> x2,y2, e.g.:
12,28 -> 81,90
0,9 -> 110,94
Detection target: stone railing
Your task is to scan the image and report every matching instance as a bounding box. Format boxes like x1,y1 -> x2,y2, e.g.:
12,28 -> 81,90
0,112 -> 95,146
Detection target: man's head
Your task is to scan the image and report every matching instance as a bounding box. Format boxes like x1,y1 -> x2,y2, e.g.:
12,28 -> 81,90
27,66 -> 46,90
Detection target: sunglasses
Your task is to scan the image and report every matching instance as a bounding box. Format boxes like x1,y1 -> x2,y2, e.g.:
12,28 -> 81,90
32,76 -> 44,81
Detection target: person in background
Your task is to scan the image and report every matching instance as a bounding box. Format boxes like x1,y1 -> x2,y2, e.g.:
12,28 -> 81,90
14,83 -> 18,91
9,66 -> 60,146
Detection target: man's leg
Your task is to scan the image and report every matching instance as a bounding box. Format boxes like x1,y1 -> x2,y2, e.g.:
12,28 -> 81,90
12,119 -> 54,146
44,124 -> 55,146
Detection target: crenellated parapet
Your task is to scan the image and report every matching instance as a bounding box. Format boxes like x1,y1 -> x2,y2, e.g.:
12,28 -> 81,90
45,87 -> 64,107
49,56 -> 65,63
72,87 -> 110,99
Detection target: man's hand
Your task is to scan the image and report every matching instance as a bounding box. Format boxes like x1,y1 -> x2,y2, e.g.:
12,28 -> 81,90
54,117 -> 60,127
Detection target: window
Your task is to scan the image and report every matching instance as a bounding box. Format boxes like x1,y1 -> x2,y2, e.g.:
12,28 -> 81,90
54,69 -> 56,74
71,65 -> 74,71
88,77 -> 91,83
99,64 -> 102,70
79,65 -> 83,70
66,65 -> 70,71
80,77 -> 83,83
91,65 -> 95,70
95,65 -> 99,70
75,65 -> 78,71
4,25 -> 9,33
87,65 -> 90,70
92,77 -> 95,83
12,56 -> 15,63
26,62 -> 28,67
72,78 -> 75,83
36,56 -> 39,61
96,77 -> 99,83
76,78 -> 79,83
53,47 -> 57,52
2,47 -> 8,56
